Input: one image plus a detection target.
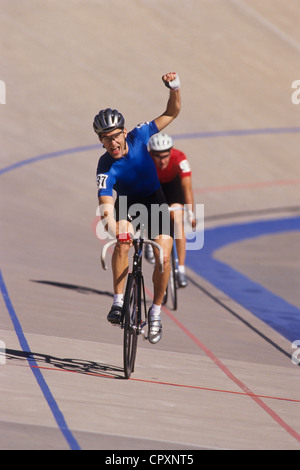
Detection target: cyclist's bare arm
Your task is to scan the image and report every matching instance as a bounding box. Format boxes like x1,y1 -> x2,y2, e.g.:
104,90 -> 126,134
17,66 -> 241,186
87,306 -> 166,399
98,195 -> 133,240
154,72 -> 181,132
98,195 -> 117,238
180,176 -> 196,229
181,176 -> 194,209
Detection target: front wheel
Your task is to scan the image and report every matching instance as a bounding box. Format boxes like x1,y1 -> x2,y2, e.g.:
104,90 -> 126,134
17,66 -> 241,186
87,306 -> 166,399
123,275 -> 138,379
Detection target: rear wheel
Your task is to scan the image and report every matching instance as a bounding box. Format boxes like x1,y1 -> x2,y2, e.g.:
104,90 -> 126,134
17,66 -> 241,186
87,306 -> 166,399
123,275 -> 138,379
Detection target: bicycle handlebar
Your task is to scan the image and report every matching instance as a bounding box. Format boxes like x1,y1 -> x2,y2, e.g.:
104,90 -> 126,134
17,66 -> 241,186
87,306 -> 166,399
100,238 -> 164,273
101,239 -> 118,270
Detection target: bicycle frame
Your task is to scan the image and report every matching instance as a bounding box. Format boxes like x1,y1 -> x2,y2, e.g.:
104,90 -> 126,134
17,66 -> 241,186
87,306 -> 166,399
172,236 -> 179,284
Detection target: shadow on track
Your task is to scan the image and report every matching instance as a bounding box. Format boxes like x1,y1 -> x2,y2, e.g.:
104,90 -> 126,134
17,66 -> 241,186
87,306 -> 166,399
31,279 -> 113,298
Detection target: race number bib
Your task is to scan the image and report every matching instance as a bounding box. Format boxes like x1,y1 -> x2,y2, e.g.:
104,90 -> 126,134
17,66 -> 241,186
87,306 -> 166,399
97,174 -> 108,189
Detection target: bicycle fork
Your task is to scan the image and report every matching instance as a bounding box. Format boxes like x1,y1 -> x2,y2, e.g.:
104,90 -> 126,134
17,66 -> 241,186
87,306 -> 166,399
138,274 -> 148,340
120,272 -> 148,340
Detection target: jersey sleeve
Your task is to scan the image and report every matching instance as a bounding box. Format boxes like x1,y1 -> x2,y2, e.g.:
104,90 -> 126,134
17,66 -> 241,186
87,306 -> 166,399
96,157 -> 115,197
176,150 -> 192,178
130,120 -> 159,145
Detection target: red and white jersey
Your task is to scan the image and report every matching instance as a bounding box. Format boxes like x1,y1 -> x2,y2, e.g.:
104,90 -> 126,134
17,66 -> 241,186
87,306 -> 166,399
155,148 -> 192,184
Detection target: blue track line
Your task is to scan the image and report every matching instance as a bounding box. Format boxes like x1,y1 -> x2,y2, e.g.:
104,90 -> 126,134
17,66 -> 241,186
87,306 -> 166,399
186,216 -> 300,342
172,126 -> 300,141
0,270 -> 81,450
0,144 -> 100,176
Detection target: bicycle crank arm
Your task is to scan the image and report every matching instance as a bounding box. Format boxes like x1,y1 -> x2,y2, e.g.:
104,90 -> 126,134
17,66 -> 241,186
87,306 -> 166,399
138,321 -> 148,340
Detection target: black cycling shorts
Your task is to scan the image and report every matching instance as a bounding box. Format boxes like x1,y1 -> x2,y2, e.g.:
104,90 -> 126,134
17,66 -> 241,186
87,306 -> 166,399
160,175 -> 185,206
114,187 -> 173,239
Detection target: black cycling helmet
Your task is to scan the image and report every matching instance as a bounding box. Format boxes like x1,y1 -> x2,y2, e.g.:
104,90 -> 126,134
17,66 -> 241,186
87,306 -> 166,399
93,108 -> 125,135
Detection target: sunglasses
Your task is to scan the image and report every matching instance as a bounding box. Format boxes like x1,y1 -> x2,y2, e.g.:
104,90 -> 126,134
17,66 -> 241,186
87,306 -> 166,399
152,151 -> 171,160
101,130 -> 124,144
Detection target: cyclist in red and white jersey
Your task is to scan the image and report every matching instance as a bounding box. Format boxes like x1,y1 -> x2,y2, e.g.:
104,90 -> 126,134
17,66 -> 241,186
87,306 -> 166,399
147,133 -> 196,287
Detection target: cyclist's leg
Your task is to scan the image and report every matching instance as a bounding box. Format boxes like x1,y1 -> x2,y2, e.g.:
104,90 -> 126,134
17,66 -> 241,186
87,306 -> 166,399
108,219 -> 133,324
148,234 -> 173,343
170,203 -> 186,266
170,203 -> 188,287
161,180 -> 187,287
111,220 -> 132,292
152,234 -> 173,305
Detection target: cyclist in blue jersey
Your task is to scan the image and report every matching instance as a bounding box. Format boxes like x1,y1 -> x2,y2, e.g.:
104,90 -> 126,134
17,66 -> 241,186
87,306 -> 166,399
94,72 -> 181,344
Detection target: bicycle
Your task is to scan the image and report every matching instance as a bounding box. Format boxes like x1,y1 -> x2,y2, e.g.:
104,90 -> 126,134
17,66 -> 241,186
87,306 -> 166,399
101,229 -> 164,379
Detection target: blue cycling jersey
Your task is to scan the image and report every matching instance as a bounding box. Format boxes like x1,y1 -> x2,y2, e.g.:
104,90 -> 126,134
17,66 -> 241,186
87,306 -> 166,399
96,120 -> 160,198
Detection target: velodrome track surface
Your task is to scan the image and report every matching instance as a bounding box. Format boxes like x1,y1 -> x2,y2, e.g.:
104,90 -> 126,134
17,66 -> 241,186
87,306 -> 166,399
1,0 -> 300,450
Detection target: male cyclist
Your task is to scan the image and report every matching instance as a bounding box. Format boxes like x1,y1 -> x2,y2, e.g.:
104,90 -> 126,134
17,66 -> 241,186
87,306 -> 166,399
94,73 -> 181,344
147,133 -> 196,287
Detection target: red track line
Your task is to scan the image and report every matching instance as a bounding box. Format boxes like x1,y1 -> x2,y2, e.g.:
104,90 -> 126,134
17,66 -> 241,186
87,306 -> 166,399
160,303 -> 300,443
194,178 -> 300,194
28,364 -> 300,404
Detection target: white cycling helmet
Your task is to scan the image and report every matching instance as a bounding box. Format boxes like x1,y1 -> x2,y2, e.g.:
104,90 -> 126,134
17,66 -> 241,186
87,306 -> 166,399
148,133 -> 173,152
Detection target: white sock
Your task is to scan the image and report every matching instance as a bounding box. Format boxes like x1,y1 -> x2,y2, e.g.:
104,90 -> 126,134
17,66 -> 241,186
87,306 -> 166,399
113,294 -> 123,307
149,303 -> 161,318
178,265 -> 185,274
